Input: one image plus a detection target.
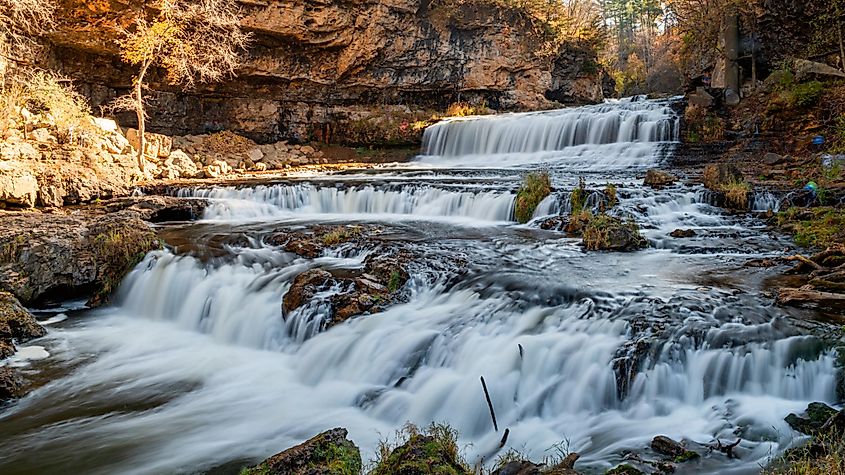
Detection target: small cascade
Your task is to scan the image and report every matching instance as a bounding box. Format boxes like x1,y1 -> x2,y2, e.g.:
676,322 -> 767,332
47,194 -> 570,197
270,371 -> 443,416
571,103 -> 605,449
751,191 -> 782,212
181,184 -> 516,222
422,98 -> 679,158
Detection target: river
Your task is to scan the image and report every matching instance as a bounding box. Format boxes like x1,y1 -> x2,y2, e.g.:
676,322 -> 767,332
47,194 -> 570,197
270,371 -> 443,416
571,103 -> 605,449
0,97 -> 836,474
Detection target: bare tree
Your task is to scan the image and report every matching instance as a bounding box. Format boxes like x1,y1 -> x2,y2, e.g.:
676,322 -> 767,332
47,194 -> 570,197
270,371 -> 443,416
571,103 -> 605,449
115,0 -> 251,170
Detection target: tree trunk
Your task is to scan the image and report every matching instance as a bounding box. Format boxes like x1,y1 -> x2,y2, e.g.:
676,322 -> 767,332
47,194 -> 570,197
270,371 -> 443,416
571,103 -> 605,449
134,62 -> 152,173
838,18 -> 845,72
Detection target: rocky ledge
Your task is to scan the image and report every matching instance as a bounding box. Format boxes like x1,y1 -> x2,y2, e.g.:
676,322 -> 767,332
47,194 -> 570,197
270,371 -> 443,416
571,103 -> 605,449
0,291 -> 46,401
0,196 -> 207,307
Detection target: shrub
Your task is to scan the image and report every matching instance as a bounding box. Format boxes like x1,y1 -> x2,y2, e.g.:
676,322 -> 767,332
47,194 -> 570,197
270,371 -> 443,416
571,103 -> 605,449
514,171 -> 552,223
604,183 -> 617,208
582,214 -> 645,251
684,105 -> 724,142
765,430 -> 845,475
445,101 -> 491,117
0,69 -> 96,143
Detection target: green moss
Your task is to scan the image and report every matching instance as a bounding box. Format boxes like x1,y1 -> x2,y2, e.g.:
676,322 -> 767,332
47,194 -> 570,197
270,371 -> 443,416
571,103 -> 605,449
605,464 -> 644,475
514,172 -> 552,224
674,450 -> 700,463
90,228 -> 160,304
387,270 -> 402,293
777,207 -> 845,248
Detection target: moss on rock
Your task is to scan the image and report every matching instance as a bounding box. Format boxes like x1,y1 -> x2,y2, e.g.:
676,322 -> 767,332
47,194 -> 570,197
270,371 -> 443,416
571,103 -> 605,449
514,172 -> 551,224
240,428 -> 361,475
582,214 -> 647,251
372,424 -> 470,475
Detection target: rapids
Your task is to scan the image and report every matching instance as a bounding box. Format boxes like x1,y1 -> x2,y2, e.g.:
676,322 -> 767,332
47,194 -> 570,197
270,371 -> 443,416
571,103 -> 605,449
0,98 -> 837,475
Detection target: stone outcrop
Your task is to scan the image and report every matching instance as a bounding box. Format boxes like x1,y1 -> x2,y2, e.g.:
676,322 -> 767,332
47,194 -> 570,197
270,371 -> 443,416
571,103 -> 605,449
643,169 -> 677,188
0,291 -> 46,359
49,0 -> 605,144
241,428 -> 362,475
0,209 -> 160,306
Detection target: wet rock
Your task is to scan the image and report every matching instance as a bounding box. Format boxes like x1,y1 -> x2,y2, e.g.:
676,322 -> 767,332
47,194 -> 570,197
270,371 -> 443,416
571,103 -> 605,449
582,215 -> 647,252
785,402 -> 839,435
0,367 -> 23,401
669,229 -> 696,238
283,269 -> 336,314
537,215 -> 567,231
605,464 -> 644,475
371,433 -> 470,475
495,454 -> 580,475
0,291 -> 46,346
651,436 -> 685,457
0,210 -> 160,306
702,163 -> 743,191
643,169 -> 677,188
241,428 -> 361,475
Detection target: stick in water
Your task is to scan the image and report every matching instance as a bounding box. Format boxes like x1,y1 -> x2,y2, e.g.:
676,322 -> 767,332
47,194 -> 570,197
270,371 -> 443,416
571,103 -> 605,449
480,376 -> 498,431
499,428 -> 510,448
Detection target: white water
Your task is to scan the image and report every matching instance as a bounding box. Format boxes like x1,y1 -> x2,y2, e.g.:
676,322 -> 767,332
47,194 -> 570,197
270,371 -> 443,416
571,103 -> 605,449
0,99 -> 835,475
420,98 -> 678,169
184,184 -> 516,223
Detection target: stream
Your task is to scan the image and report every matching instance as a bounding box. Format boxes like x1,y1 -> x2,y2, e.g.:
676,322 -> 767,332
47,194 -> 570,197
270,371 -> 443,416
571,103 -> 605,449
0,97 -> 838,474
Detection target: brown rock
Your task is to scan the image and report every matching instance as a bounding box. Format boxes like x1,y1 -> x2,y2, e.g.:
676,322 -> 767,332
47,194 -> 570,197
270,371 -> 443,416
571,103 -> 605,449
702,163 -> 743,191
651,435 -> 685,457
670,229 -> 696,238
643,169 -> 677,188
282,269 -> 335,314
0,163 -> 38,208
0,291 -> 46,344
0,366 -> 23,401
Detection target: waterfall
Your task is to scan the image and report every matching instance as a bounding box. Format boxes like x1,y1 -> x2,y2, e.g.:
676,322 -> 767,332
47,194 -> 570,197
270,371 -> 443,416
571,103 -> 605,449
421,99 -> 679,159
181,184 -> 516,222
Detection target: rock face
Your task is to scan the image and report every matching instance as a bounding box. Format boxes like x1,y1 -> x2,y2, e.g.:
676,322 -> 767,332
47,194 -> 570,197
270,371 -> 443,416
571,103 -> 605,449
50,0 -> 605,144
0,210 -> 160,305
785,402 -> 840,435
0,291 -> 46,359
241,428 -> 362,475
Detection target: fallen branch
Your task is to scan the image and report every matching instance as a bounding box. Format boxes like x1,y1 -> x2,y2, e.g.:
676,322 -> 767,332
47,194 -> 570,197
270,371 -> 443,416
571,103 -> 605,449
480,376 -> 498,432
709,439 -> 741,459
785,254 -> 824,271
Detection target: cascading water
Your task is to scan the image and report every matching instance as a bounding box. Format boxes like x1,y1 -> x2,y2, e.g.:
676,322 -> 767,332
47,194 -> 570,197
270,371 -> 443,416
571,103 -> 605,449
0,99 -> 836,475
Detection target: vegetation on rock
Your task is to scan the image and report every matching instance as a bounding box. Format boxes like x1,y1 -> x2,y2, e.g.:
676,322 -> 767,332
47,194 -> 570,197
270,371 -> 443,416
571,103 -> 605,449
240,428 -> 361,475
371,423 -> 470,475
777,207 -> 845,248
514,171 -> 552,224
582,214 -> 647,251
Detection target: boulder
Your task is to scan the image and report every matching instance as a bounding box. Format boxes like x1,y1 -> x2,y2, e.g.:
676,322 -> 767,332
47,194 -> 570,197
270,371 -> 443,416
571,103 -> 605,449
792,58 -> 845,81
283,269 -> 335,314
670,229 -> 696,238
246,147 -> 264,163
0,142 -> 40,161
371,433 -> 470,475
643,169 -> 677,188
241,428 -> 361,475
493,454 -> 579,475
651,435 -> 685,457
28,128 -> 56,143
582,215 -> 647,252
762,152 -> 788,166
724,88 -> 740,106
0,163 -> 38,207
688,87 -> 714,108
168,149 -> 198,178
0,366 -> 23,401
702,163 -> 743,191
126,129 -> 173,159
785,402 -> 839,435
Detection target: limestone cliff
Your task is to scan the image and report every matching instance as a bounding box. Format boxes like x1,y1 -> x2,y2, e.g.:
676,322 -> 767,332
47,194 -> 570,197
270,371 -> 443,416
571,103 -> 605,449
47,0 -> 604,144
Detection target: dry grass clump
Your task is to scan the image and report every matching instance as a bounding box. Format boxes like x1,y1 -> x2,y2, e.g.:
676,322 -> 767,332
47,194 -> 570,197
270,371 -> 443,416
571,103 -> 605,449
765,431 -> 845,475
721,180 -> 751,210
1,69 -> 97,143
